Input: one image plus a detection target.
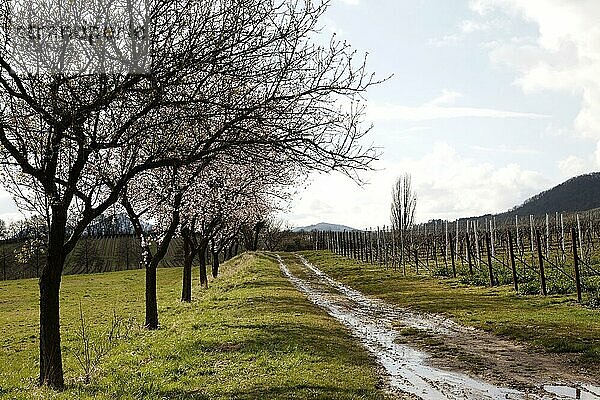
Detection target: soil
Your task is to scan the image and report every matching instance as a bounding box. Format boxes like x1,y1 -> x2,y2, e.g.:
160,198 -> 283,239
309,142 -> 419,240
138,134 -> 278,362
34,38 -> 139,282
277,253 -> 600,400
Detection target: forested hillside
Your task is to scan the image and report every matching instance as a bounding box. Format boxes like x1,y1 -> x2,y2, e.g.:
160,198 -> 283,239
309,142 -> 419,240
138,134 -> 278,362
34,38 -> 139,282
502,173 -> 600,216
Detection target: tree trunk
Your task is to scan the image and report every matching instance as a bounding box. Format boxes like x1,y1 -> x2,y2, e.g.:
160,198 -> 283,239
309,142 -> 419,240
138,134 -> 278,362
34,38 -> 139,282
212,250 -> 220,278
181,228 -> 195,303
123,191 -> 182,330
198,240 -> 209,288
39,211 -> 67,389
143,249 -> 159,329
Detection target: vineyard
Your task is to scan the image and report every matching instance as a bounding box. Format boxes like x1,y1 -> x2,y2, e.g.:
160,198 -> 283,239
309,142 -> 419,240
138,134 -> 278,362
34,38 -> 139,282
312,210 -> 600,306
0,236 -> 185,281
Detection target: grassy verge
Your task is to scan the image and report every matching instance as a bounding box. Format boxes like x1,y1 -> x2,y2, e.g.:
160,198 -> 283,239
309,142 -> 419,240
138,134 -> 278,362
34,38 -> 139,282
301,251 -> 600,365
0,253 -> 388,399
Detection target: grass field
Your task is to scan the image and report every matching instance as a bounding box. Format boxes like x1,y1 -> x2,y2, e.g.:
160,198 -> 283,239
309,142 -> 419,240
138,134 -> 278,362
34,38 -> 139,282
301,251 -> 600,365
0,252 -> 389,399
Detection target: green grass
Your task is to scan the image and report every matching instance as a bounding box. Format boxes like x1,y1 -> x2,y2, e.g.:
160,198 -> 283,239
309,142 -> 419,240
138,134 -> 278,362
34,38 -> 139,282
0,252 -> 388,399
301,251 -> 600,365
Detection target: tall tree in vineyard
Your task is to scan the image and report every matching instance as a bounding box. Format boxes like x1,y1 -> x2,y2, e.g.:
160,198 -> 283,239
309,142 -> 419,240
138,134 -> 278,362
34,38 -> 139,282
391,173 -> 417,263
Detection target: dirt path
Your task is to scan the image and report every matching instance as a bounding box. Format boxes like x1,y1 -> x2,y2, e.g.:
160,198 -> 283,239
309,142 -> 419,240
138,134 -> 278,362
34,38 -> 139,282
276,254 -> 600,400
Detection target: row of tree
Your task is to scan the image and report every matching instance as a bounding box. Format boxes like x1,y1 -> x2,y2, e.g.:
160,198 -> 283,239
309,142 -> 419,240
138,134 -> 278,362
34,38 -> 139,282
0,0 -> 379,389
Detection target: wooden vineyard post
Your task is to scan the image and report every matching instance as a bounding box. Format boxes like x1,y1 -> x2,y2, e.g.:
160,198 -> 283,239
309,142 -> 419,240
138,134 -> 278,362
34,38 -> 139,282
466,234 -> 473,275
489,219 -> 495,257
369,229 -> 374,264
377,226 -> 382,266
441,236 -> 448,276
346,231 -> 351,257
485,232 -> 494,286
391,226 -> 396,270
445,221 -> 449,267
433,234 -> 439,272
449,232 -> 456,278
536,229 -> 547,296
345,231 -> 350,258
455,221 -> 459,268
474,221 -> 480,267
572,227 -> 582,303
545,213 -> 550,256
363,230 -> 368,262
414,248 -> 419,275
530,215 -> 535,253
508,230 -> 518,292
366,230 -> 371,263
358,231 -> 363,261
382,226 -> 388,268
577,214 -> 582,258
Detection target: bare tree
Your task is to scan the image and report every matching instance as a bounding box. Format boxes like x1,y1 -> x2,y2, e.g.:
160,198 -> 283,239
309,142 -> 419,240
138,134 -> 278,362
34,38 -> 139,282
121,166 -> 184,329
0,219 -> 6,240
179,156 -> 282,294
391,173 -> 417,265
261,218 -> 292,251
0,0 -> 379,389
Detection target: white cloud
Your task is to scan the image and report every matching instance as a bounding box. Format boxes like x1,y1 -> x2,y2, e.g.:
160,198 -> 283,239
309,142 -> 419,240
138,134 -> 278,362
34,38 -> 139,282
429,17 -> 493,47
367,89 -> 548,122
367,103 -> 548,122
429,33 -> 462,48
595,141 -> 600,168
471,144 -> 538,155
399,142 -> 548,220
284,142 -> 550,228
0,190 -> 21,222
336,0 -> 359,5
425,89 -> 463,106
460,19 -> 489,34
474,0 -> 600,139
558,155 -> 590,179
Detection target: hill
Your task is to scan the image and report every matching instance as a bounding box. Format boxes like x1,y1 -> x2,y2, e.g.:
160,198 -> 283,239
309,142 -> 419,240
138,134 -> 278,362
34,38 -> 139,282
500,172 -> 600,217
293,222 -> 358,232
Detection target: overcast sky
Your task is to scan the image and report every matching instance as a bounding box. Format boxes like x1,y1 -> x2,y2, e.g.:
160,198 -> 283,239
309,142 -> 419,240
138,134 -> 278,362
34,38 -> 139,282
1,0 -> 599,229
283,0 -> 600,229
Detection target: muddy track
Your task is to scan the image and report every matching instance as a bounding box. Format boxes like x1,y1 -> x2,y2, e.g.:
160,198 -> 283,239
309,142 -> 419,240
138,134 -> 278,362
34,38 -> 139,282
276,253 -> 600,400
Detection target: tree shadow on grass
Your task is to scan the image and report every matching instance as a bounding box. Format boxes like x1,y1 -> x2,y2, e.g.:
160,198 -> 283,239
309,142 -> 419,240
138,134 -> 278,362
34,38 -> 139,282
187,317 -> 370,366
225,384 -> 382,400
158,384 -> 381,400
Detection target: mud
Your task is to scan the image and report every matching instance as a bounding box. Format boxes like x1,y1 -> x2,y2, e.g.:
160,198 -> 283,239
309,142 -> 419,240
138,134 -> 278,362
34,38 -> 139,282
276,254 -> 600,400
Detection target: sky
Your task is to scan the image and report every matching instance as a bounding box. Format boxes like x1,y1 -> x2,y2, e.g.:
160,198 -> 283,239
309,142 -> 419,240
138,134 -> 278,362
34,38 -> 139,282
1,0 -> 599,229
282,0 -> 600,229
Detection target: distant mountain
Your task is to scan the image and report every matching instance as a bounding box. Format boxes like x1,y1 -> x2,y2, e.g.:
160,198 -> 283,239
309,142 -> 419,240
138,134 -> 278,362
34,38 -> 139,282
292,222 -> 358,232
500,172 -> 600,217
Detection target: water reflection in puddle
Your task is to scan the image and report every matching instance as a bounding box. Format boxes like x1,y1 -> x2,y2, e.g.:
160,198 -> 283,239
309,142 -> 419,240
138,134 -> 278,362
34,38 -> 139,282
544,384 -> 600,399
276,254 -> 599,400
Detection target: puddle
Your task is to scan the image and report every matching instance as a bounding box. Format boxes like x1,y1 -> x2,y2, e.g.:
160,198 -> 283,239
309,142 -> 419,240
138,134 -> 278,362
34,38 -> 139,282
276,254 -> 600,400
544,384 -> 600,399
